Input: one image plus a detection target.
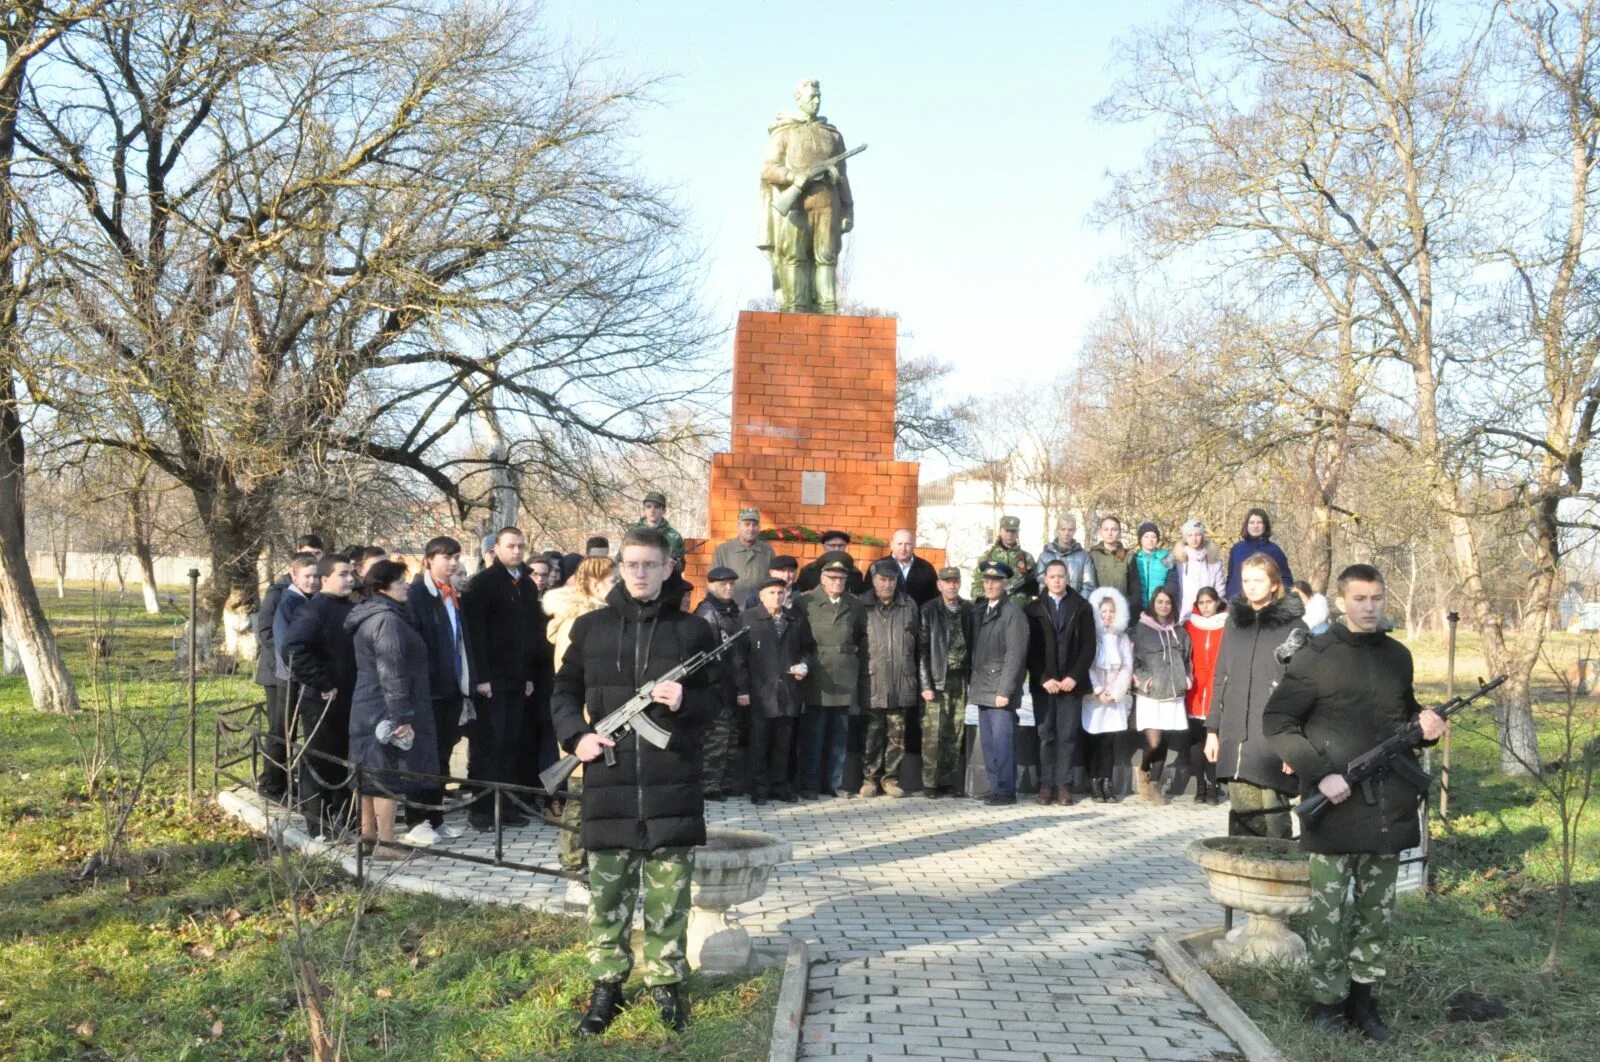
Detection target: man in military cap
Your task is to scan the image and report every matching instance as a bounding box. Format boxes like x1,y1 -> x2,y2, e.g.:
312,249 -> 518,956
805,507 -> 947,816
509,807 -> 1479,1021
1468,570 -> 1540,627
970,561 -> 1030,804
796,532 -> 866,594
860,559 -> 922,797
712,508 -> 777,604
745,554 -> 801,608
794,555 -> 869,798
694,566 -> 747,800
626,491 -> 687,569
974,517 -> 1038,605
918,566 -> 974,797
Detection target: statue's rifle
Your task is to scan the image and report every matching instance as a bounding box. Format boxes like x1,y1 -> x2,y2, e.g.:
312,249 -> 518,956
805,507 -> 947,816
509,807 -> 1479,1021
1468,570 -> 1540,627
538,628 -> 748,796
773,143 -> 867,215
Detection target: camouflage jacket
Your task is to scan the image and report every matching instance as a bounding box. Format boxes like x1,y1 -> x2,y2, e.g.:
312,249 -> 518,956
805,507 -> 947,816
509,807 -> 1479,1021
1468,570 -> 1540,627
972,543 -> 1038,605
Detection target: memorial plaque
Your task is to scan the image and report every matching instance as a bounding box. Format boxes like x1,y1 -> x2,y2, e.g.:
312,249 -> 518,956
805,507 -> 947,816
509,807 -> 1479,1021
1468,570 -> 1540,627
801,470 -> 826,506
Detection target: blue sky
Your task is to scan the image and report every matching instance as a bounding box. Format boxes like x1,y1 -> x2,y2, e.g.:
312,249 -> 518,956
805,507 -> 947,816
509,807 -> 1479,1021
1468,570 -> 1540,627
540,0 -> 1172,401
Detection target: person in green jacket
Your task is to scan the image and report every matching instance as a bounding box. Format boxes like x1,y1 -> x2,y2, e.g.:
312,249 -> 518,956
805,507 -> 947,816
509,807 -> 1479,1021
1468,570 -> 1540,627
626,490 -> 686,569
973,515 -> 1037,605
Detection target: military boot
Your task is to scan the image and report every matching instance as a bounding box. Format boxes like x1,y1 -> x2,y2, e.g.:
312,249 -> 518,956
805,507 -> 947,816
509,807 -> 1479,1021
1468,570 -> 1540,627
577,981 -> 624,1037
1307,998 -> 1347,1034
1346,982 -> 1393,1042
651,983 -> 688,1033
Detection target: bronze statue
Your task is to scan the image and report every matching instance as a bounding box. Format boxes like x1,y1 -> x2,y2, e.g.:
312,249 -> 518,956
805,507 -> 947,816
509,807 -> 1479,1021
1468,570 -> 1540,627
759,79 -> 862,314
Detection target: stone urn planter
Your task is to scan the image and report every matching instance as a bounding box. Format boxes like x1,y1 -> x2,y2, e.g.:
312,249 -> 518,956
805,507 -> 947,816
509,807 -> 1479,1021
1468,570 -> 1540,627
689,828 -> 791,974
1186,836 -> 1312,965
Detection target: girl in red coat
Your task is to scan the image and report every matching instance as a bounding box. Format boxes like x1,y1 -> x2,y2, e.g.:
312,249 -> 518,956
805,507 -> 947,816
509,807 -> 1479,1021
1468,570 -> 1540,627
1183,587 -> 1226,803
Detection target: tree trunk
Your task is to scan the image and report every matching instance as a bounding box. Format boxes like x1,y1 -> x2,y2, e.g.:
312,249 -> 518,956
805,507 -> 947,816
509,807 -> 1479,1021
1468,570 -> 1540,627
128,486 -> 161,614
477,402 -> 521,531
192,485 -> 268,663
1306,495 -> 1335,594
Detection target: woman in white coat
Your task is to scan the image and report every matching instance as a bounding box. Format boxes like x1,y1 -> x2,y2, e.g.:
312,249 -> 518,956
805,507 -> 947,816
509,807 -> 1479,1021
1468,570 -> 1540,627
1085,587 -> 1133,802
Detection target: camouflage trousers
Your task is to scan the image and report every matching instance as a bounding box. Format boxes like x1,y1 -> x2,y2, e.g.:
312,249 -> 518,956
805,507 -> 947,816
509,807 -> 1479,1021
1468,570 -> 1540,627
863,708 -> 908,785
1306,852 -> 1400,1004
586,846 -> 695,986
702,693 -> 738,793
922,673 -> 967,790
558,772 -> 585,873
1227,782 -> 1292,839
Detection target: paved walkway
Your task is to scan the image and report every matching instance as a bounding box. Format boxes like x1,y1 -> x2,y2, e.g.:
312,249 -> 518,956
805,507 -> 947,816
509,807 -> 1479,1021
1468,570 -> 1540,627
224,788 -> 1241,1060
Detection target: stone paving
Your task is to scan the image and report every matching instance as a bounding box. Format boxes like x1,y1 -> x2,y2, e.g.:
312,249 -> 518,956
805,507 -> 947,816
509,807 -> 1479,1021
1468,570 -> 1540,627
229,785 -> 1247,1061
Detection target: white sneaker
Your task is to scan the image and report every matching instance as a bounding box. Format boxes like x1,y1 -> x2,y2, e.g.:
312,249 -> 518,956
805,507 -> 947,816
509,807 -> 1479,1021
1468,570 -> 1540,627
400,822 -> 439,846
434,822 -> 465,840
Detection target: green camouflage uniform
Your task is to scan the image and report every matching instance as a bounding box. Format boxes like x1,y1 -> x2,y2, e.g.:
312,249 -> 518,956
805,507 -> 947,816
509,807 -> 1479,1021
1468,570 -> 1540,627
558,774 -> 585,873
863,711 -> 907,785
1305,852 -> 1400,1004
972,543 -> 1037,605
923,670 -> 967,789
586,846 -> 695,986
627,517 -> 686,567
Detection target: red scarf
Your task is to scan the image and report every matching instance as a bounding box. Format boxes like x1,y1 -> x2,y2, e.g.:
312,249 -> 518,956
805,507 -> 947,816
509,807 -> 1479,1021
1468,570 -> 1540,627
433,576 -> 458,608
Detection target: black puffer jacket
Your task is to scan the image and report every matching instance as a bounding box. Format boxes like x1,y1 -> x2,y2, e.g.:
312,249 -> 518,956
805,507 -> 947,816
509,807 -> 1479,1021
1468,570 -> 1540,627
1206,593 -> 1307,792
345,596 -> 437,795
281,593 -> 356,707
550,583 -> 718,851
1264,625 -> 1433,854
864,592 -> 921,709
694,594 -> 746,702
739,605 -> 816,719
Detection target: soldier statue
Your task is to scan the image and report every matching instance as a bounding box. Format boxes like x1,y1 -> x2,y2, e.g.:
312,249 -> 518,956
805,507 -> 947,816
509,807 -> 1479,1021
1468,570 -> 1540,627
759,79 -> 859,314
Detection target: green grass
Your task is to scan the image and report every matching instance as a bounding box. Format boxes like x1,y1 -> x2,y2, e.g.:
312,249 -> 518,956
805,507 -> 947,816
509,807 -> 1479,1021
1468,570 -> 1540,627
0,589 -> 778,1059
1209,629 -> 1600,1061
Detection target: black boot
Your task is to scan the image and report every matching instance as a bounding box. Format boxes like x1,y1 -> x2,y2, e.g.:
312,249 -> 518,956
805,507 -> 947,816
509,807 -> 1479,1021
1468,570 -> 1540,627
651,983 -> 687,1033
1346,981 -> 1392,1042
1092,778 -> 1107,802
1194,780 -> 1209,804
1308,999 -> 1347,1034
576,981 -> 624,1037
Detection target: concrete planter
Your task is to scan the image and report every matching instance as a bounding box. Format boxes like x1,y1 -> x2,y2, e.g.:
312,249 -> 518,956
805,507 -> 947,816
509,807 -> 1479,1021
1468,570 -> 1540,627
689,829 -> 792,974
1186,837 -> 1312,965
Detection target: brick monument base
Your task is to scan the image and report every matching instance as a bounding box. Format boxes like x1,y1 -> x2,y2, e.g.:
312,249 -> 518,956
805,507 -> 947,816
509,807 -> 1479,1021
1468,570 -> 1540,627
682,311 -> 943,594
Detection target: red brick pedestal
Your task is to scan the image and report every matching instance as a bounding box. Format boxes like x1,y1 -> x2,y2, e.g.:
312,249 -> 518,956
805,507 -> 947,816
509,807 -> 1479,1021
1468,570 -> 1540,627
682,311 -> 944,594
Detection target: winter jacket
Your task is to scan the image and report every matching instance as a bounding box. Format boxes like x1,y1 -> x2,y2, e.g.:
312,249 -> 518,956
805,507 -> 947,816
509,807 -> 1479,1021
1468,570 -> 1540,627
1206,593 -> 1308,792
710,537 -> 777,605
253,575 -> 289,687
1085,588 -> 1133,733
795,588 -> 869,708
918,596 -> 974,692
1131,614 -> 1192,701
1173,541 -> 1225,622
548,582 -> 613,671
1264,624 -> 1434,854
345,596 -> 437,794
281,593 -> 356,708
549,582 -> 718,851
1037,539 -> 1098,596
1088,543 -> 1133,597
272,586 -> 314,682
409,573 -> 471,702
1224,537 -> 1293,600
1184,611 -> 1227,719
1023,590 -> 1098,697
739,605 -> 817,719
461,560 -> 551,685
1128,549 -> 1178,614
864,591 -> 921,709
871,554 -> 941,607
968,596 -> 1029,709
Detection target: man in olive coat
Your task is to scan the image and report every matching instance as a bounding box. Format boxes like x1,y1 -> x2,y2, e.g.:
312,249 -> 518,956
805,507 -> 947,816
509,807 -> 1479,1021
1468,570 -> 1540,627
711,507 -> 777,604
1263,564 -> 1445,1042
794,557 -> 869,798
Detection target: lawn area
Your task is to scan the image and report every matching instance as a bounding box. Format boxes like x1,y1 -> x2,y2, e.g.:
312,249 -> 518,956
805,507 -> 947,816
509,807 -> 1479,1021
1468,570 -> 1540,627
1212,629 -> 1600,1061
0,588 -> 778,1059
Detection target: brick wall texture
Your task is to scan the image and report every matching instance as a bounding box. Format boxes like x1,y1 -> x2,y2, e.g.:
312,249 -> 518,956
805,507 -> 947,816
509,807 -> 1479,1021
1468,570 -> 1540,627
682,311 -> 944,597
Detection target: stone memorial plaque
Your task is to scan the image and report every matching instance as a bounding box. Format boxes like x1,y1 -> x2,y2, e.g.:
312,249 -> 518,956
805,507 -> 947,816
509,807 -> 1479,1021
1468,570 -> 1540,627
801,470 -> 826,506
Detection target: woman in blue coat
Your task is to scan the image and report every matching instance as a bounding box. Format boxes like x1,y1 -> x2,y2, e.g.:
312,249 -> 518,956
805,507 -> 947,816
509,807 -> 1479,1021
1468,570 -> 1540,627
1224,508 -> 1293,600
346,559 -> 437,860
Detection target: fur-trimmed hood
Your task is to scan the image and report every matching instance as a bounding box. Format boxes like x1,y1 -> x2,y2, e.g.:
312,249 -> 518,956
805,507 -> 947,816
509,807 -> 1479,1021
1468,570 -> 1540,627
1185,609 -> 1228,633
1173,537 -> 1220,565
542,582 -> 608,627
1226,591 -> 1305,630
1088,586 -> 1130,635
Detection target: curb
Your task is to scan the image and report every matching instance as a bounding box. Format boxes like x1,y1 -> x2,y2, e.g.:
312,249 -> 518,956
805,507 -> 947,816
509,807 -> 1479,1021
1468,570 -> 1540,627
1153,930 -> 1285,1062
767,937 -> 809,1062
214,786 -> 567,915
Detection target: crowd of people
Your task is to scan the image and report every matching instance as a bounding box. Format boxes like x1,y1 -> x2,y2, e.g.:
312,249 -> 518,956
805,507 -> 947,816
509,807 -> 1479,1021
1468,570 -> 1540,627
248,495 -> 1429,1041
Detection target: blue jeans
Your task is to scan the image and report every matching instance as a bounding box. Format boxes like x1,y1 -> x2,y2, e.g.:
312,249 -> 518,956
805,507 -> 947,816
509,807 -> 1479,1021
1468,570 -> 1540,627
979,707 -> 1017,798
799,705 -> 849,794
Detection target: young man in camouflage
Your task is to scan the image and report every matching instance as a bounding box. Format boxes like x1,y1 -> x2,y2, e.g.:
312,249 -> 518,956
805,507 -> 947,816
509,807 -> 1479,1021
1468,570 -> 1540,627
917,566 -> 973,797
628,490 -> 686,569
973,515 -> 1038,605
1263,563 -> 1445,1041
551,526 -> 719,1036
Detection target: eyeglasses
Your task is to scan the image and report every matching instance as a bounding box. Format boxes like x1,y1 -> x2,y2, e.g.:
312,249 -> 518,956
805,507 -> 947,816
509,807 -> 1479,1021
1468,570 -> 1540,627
620,561 -> 662,573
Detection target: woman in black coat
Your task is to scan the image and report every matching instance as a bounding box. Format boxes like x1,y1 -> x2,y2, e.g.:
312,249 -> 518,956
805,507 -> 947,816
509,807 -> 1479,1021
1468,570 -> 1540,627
345,560 -> 437,859
1204,553 -> 1306,838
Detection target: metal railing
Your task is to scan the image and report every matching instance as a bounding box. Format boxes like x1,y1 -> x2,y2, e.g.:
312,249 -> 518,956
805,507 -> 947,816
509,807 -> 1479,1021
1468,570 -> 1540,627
213,701 -> 580,885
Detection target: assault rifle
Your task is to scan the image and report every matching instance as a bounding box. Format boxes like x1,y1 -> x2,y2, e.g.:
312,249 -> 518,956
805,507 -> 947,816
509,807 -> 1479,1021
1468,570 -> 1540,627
539,628 -> 748,796
1294,674 -> 1506,823
773,144 -> 867,215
